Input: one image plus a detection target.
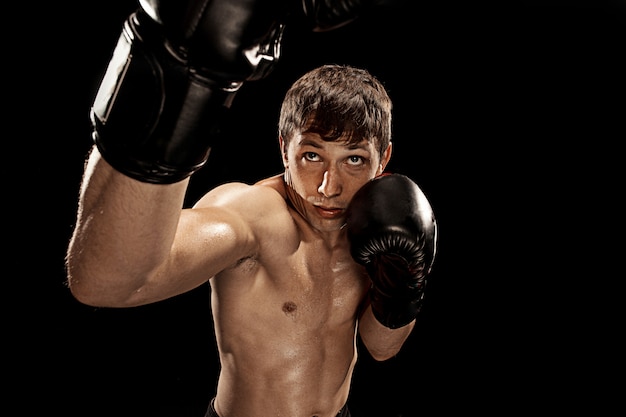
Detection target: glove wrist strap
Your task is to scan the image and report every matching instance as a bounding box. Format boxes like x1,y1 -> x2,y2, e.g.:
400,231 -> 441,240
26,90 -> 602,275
370,288 -> 425,329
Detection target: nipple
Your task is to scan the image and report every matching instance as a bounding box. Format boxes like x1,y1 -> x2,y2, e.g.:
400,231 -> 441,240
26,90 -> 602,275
282,301 -> 297,315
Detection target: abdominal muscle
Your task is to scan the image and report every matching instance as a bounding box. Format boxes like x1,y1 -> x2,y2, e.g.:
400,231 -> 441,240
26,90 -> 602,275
209,255 -> 367,417
214,322 -> 357,417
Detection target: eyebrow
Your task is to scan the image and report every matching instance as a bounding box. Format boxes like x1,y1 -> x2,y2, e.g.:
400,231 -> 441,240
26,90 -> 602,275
298,137 -> 369,151
298,138 -> 323,148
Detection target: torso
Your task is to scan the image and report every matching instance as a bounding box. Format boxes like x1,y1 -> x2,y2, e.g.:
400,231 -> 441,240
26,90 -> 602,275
209,175 -> 371,417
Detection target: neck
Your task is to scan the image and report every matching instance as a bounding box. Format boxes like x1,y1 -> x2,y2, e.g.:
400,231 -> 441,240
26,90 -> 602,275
283,170 -> 309,222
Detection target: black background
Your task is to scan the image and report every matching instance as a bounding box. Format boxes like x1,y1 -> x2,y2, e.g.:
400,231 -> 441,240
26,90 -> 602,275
13,1 -> 625,416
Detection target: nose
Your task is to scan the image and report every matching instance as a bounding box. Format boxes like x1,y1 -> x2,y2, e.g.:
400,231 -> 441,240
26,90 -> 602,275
318,169 -> 342,198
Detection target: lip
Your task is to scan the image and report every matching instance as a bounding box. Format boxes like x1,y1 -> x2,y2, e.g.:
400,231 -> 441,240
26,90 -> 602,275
314,205 -> 344,219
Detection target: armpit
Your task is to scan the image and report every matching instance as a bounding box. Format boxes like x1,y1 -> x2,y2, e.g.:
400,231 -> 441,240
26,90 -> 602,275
232,255 -> 259,273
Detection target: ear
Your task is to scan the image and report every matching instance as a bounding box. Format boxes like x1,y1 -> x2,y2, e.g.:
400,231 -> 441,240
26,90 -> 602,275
279,135 -> 289,168
377,141 -> 392,175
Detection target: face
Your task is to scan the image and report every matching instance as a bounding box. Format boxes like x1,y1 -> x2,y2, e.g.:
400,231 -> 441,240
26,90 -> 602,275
281,131 -> 391,233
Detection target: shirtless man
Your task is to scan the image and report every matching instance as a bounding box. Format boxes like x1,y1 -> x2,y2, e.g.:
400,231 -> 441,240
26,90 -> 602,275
66,1 -> 436,416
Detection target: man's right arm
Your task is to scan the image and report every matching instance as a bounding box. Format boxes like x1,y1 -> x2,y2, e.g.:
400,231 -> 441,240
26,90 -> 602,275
66,0 -> 291,307
66,147 -> 190,307
66,0 -> 402,307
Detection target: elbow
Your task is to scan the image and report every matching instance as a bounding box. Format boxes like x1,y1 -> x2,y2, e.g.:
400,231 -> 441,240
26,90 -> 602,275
65,256 -> 94,306
66,269 -> 113,307
68,284 -> 100,308
65,260 -> 136,308
366,346 -> 401,362
68,274 -> 138,308
69,286 -> 100,307
66,243 -> 109,307
67,280 -> 98,307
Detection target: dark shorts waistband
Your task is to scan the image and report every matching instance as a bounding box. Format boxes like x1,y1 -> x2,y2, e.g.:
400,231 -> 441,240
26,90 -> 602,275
205,398 -> 350,417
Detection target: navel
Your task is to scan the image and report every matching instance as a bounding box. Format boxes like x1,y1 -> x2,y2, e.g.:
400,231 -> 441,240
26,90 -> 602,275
282,301 -> 297,315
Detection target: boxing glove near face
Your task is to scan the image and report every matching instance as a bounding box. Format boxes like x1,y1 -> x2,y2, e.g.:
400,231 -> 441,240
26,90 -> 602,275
346,174 -> 437,329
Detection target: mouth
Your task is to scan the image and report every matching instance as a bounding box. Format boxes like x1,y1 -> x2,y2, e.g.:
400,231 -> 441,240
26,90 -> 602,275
314,205 -> 344,219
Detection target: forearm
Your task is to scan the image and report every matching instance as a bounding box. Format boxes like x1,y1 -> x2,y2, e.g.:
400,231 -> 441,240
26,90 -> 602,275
66,146 -> 189,306
358,305 -> 415,361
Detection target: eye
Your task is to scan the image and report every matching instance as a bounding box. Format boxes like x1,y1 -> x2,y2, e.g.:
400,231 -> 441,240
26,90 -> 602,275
304,152 -> 320,162
347,155 -> 364,166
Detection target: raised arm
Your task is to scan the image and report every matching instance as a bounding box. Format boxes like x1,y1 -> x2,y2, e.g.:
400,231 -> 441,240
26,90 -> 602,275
66,0 -> 289,307
66,0 -> 410,308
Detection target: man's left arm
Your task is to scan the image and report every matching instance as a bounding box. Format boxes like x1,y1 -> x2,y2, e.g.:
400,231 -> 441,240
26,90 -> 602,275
347,174 -> 438,360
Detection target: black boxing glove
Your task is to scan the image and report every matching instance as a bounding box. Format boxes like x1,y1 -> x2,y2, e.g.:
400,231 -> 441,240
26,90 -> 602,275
91,0 -> 289,183
346,174 -> 437,329
302,0 -> 407,31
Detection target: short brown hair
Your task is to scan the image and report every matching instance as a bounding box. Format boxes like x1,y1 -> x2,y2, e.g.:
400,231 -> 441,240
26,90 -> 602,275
278,64 -> 392,157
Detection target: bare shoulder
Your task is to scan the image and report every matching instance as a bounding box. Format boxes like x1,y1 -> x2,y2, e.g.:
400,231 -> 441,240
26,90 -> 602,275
189,174 -> 298,261
193,174 -> 289,222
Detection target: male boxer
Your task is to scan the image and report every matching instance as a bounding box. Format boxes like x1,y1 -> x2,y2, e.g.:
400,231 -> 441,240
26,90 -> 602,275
66,1 -> 436,416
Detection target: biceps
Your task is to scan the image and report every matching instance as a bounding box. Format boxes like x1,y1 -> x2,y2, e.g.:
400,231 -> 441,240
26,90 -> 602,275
172,207 -> 257,279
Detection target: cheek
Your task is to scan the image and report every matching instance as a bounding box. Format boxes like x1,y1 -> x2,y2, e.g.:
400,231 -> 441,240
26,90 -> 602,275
345,180 -> 367,198
293,167 -> 320,189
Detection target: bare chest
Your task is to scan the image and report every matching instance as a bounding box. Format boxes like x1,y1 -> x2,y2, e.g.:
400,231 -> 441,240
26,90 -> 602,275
264,241 -> 369,324
213,216 -> 371,330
